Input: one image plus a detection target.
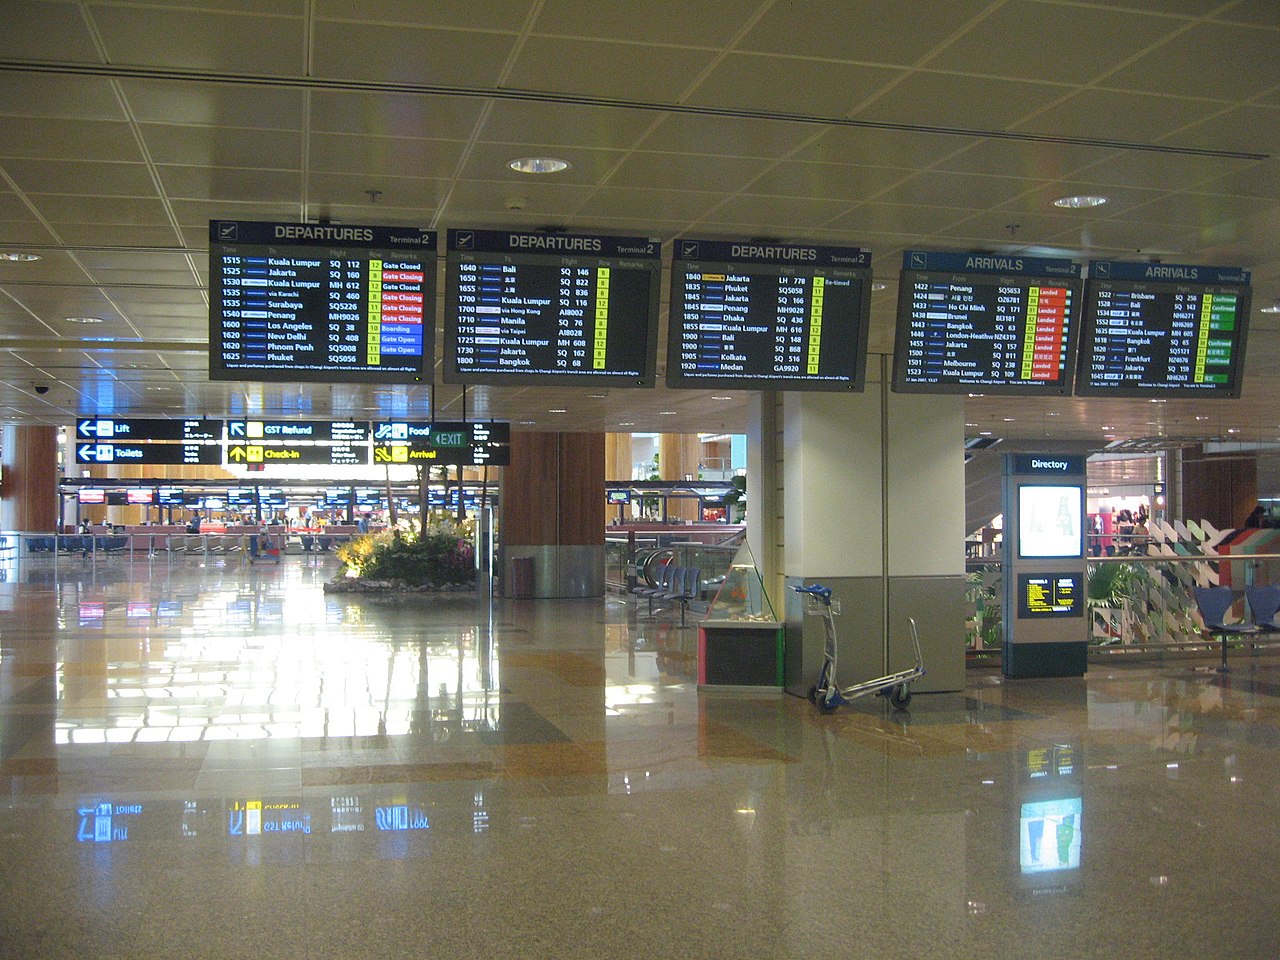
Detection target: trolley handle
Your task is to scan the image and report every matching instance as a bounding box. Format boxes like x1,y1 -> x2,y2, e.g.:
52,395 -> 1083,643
792,583 -> 833,605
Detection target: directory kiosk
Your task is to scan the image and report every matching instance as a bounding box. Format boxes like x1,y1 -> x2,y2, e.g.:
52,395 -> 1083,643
1002,454 -> 1088,677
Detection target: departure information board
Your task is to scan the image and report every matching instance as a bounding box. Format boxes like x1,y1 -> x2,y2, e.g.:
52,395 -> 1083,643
209,220 -> 436,384
1076,261 -> 1251,398
666,239 -> 872,391
892,251 -> 1081,395
443,230 -> 661,387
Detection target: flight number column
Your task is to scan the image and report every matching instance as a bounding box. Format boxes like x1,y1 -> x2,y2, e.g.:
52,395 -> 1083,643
326,259 -> 365,367
556,266 -> 590,371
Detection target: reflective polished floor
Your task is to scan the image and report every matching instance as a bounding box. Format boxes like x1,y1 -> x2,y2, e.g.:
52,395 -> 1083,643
2,554 -> 1279,959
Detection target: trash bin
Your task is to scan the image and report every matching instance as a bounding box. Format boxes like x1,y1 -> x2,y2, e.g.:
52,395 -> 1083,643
510,556 -> 535,598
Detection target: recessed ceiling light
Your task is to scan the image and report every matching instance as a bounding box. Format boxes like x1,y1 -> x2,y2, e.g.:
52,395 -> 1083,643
658,411 -> 677,415
518,420 -> 537,425
711,395 -> 733,401
1046,412 -> 1060,417
1002,417 -> 1015,422
65,316 -> 104,324
586,393 -> 606,399
547,408 -> 567,413
1260,299 -> 1280,315
0,252 -> 41,262
1196,416 -> 1210,421
619,422 -> 635,426
1227,428 -> 1240,434
871,282 -> 887,291
1053,195 -> 1108,209
509,157 -> 570,174
979,431 -> 993,436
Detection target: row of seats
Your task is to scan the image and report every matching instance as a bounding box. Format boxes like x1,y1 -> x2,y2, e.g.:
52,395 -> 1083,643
633,564 -> 701,623
1193,584 -> 1280,672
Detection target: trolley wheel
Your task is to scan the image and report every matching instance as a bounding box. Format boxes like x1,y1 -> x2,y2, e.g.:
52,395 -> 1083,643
815,695 -> 839,714
888,684 -> 912,710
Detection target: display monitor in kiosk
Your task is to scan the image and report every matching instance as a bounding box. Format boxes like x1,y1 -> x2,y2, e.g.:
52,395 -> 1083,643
665,238 -> 873,391
891,250 -> 1081,395
209,220 -> 436,384
1075,261 -> 1251,398
443,229 -> 661,388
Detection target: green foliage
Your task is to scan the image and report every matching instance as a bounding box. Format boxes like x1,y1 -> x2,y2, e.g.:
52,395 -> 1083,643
1087,562 -> 1137,607
339,526 -> 474,588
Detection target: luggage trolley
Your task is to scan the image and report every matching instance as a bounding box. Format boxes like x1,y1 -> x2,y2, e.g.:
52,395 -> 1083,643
793,583 -> 926,712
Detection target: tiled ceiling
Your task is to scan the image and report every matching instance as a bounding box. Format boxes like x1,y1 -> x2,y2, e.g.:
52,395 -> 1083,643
0,0 -> 1277,445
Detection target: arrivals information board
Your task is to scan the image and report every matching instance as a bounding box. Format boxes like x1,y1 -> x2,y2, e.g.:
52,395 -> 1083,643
892,251 -> 1082,395
1075,261 -> 1251,398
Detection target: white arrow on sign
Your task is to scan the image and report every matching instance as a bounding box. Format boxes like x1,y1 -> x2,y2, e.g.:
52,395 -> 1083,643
78,421 -> 98,437
229,421 -> 246,437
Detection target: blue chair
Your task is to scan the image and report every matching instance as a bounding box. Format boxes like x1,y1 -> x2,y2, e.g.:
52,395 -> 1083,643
1194,585 -> 1258,673
661,566 -> 701,625
1246,584 -> 1280,635
635,564 -> 679,617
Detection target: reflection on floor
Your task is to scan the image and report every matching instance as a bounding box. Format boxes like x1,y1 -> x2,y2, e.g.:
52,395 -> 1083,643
2,555 -> 1279,958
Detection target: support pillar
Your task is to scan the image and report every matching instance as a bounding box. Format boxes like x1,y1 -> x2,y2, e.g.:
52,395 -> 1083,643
1,425 -> 58,532
760,358 -> 966,695
659,433 -> 702,521
500,432 -> 604,598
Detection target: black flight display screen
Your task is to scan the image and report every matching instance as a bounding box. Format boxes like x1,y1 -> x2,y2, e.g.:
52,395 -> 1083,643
443,229 -> 661,387
666,239 -> 872,391
209,220 -> 436,384
1076,261 -> 1251,398
892,251 -> 1081,395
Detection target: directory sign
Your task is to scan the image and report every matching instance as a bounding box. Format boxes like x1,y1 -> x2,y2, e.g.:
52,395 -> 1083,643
443,229 -> 661,387
209,220 -> 436,384
1076,261 -> 1251,398
76,418 -> 220,442
892,251 -> 1081,395
76,443 -> 222,465
1017,573 -> 1082,619
226,419 -> 370,443
666,239 -> 873,391
372,420 -> 511,466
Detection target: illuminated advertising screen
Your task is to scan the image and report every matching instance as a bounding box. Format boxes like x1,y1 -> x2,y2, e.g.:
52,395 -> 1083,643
1018,485 -> 1083,559
78,488 -> 106,504
1020,797 -> 1083,874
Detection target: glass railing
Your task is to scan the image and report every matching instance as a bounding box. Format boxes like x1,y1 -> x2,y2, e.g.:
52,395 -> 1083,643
966,551 -> 1280,661
0,529 -> 362,565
